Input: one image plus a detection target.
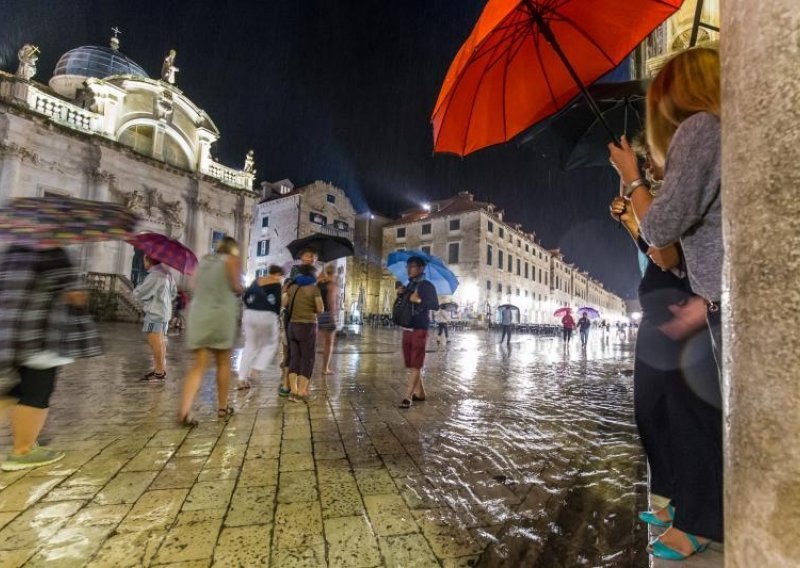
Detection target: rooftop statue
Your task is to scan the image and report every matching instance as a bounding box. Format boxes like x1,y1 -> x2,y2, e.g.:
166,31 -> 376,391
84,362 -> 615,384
161,49 -> 179,85
244,150 -> 256,175
16,44 -> 40,81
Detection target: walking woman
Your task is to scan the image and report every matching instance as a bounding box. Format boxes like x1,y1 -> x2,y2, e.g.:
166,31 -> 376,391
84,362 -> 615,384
178,237 -> 244,425
239,264 -> 284,389
0,245 -> 102,470
561,311 -> 576,342
609,47 -> 723,560
133,255 -> 176,380
283,264 -> 323,401
316,263 -> 339,375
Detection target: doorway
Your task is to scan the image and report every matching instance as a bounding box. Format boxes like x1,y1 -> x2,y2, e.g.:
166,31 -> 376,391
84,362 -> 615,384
131,249 -> 146,287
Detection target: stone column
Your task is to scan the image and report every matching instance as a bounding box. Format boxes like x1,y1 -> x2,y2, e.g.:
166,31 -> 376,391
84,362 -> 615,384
722,1 -> 800,566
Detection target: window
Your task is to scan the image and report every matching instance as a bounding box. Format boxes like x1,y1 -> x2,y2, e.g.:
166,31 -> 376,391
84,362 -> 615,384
507,285 -> 511,294
486,280 -> 491,291
326,194 -> 336,204
257,239 -> 270,257
555,276 -> 560,289
333,220 -> 349,231
448,242 -> 460,264
256,268 -> 267,277
525,262 -> 529,279
310,212 -> 327,225
499,227 -> 504,238
421,223 -> 432,235
508,255 -> 513,272
396,227 -> 406,238
525,290 -> 529,297
449,218 -> 461,231
261,216 -> 270,228
517,239 -> 521,248
421,245 -> 431,256
545,272 -> 549,285
210,230 -> 226,253
498,250 -> 504,269
487,220 -> 494,233
497,283 -> 502,293
396,247 -> 406,252
516,288 -> 520,296
486,244 -> 493,266
525,244 -> 529,252
516,258 -> 521,276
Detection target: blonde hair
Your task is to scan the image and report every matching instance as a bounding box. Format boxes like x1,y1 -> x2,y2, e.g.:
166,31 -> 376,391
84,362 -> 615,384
646,47 -> 720,167
215,236 -> 240,256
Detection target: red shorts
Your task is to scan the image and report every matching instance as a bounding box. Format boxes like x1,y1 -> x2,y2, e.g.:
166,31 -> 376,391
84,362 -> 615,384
402,329 -> 428,369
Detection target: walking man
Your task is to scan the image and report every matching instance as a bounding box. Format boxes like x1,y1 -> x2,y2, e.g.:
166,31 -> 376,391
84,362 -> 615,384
578,313 -> 592,347
134,255 -> 177,381
436,306 -> 451,344
397,256 -> 439,409
499,307 -> 513,346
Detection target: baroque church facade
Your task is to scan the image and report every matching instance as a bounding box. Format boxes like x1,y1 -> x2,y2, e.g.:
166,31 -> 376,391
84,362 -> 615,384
0,34 -> 257,288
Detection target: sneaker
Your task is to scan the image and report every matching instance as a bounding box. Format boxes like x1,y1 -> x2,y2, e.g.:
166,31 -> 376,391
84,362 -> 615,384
278,386 -> 291,398
2,446 -> 65,471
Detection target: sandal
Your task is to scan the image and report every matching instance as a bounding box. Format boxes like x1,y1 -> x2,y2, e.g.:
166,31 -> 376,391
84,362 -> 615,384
217,406 -> 234,419
178,414 -> 198,428
140,371 -> 166,381
398,399 -> 412,409
650,532 -> 709,560
236,380 -> 252,390
639,504 -> 674,528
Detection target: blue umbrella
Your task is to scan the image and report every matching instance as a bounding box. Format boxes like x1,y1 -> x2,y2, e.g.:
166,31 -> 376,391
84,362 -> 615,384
386,250 -> 459,295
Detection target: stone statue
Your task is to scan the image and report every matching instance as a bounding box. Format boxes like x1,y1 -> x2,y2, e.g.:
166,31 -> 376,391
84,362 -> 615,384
161,49 -> 179,85
123,189 -> 143,211
15,44 -> 39,81
156,90 -> 174,120
243,150 -> 256,174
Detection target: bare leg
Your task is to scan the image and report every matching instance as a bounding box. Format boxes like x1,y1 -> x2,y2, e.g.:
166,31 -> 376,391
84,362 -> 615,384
11,405 -> 49,455
288,373 -> 299,395
404,368 -> 423,400
297,375 -> 310,397
214,349 -> 232,411
323,331 -> 335,374
147,332 -> 166,374
178,349 -> 209,420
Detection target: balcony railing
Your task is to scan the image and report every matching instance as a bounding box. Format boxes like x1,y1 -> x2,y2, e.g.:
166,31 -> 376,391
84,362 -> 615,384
202,160 -> 255,191
29,90 -> 99,134
315,223 -> 355,241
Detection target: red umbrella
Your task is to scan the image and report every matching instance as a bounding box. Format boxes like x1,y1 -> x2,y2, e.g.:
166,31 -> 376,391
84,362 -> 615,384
432,0 -> 684,156
553,307 -> 572,318
129,233 -> 198,275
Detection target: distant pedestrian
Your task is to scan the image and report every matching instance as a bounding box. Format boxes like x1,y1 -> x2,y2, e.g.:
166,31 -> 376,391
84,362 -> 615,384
499,307 -> 513,346
177,237 -> 244,426
0,245 -> 102,471
133,255 -> 177,380
238,264 -> 284,389
394,256 -> 439,409
562,312 -> 576,342
283,264 -> 324,402
578,314 -> 591,346
436,307 -> 451,344
316,264 -> 339,375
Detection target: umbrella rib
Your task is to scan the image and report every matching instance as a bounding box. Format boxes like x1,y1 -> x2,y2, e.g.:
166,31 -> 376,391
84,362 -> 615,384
547,13 -> 617,66
529,26 -> 561,119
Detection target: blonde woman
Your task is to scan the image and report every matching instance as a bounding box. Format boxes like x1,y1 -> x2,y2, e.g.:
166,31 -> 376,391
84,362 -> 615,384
178,237 -> 244,425
316,264 -> 339,375
609,47 -> 722,561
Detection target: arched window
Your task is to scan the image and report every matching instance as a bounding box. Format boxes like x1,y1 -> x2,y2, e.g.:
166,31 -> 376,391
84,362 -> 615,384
118,124 -> 154,156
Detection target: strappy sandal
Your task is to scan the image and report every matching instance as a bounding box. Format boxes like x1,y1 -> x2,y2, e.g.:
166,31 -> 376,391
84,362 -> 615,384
140,371 -> 166,381
217,406 -> 234,419
398,399 -> 411,409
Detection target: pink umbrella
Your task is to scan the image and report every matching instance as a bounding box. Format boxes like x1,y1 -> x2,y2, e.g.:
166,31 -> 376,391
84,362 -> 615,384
553,307 -> 572,318
129,233 -> 198,274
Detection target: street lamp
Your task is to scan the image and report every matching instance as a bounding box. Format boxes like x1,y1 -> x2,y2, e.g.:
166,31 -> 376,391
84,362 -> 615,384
422,203 -> 431,212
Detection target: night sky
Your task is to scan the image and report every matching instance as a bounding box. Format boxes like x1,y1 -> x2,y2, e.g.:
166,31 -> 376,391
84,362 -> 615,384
0,0 -> 641,300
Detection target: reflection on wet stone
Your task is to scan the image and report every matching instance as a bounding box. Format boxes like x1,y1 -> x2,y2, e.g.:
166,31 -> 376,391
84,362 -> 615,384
0,325 -> 681,566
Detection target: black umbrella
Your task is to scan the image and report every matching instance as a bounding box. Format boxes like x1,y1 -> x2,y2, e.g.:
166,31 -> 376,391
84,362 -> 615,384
287,233 -> 355,262
498,304 -> 520,311
519,80 -> 646,171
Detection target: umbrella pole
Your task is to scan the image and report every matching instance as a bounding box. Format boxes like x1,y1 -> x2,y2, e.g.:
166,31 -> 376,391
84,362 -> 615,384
527,7 -> 620,146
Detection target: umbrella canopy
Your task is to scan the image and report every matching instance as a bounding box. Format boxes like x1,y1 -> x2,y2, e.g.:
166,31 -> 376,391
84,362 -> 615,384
498,304 -> 520,311
287,233 -> 354,263
386,250 -> 459,295
129,233 -> 198,275
553,307 -> 572,318
577,306 -> 601,319
0,195 -> 139,248
520,80 -> 646,170
432,0 -> 683,156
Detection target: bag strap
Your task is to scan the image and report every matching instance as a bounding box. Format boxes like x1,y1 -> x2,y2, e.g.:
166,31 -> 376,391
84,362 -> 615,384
286,285 -> 301,319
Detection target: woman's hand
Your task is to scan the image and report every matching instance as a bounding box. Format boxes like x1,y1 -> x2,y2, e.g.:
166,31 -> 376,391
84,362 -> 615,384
608,136 -> 642,185
609,196 -> 632,223
659,296 -> 708,340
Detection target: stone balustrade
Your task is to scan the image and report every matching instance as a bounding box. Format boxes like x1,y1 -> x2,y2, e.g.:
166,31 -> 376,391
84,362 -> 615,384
202,159 -> 255,191
29,89 -> 99,134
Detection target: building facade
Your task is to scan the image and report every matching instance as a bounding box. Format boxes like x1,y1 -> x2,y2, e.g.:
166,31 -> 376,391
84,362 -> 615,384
0,36 -> 256,291
380,192 -> 627,324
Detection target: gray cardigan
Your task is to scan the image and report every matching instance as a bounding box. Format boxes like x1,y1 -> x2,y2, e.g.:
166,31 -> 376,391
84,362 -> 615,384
640,112 -> 722,302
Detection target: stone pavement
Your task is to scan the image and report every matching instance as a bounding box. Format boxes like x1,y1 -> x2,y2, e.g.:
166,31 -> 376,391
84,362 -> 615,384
0,324 -> 723,567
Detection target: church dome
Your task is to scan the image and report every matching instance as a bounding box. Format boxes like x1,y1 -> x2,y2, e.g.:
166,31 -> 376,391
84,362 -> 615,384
50,45 -> 149,98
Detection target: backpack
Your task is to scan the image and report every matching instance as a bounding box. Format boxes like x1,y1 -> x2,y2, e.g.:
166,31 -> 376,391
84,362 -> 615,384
392,282 -> 417,328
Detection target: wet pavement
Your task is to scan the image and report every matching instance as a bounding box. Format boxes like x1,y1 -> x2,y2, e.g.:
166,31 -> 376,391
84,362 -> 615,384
0,324 -> 723,567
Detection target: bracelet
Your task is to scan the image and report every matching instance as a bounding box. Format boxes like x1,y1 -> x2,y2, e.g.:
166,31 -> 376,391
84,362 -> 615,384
623,178 -> 650,199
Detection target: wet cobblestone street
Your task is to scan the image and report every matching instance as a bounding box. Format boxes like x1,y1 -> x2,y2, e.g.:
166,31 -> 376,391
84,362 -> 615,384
0,324 -> 723,567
